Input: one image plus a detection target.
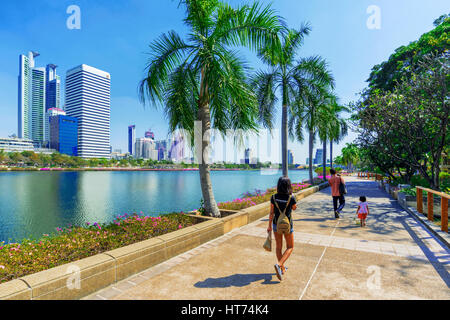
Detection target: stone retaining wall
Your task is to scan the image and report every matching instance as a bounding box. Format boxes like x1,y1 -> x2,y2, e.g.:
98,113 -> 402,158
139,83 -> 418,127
0,182 -> 329,300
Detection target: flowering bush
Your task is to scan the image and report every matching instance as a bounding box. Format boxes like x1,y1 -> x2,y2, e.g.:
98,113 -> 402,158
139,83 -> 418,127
217,182 -> 311,211
0,212 -> 195,284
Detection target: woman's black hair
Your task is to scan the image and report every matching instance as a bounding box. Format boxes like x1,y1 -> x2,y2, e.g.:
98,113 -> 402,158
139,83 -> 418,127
330,168 -> 336,175
277,176 -> 292,195
360,196 -> 367,202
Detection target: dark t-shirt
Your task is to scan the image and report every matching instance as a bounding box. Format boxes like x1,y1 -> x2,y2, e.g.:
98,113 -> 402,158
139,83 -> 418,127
271,193 -> 297,224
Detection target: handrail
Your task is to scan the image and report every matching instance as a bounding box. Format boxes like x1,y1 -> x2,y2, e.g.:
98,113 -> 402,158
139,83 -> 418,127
357,172 -> 383,181
416,186 -> 450,200
416,186 -> 448,233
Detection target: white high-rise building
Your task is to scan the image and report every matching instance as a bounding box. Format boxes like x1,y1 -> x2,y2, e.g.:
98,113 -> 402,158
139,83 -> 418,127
65,64 -> 111,159
18,52 -> 47,144
135,137 -> 158,160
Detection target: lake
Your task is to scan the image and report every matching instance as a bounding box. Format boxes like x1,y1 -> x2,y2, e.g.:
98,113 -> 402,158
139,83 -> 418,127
0,169 -> 312,242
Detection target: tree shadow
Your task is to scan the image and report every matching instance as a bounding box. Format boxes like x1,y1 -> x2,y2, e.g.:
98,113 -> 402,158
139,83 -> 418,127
399,218 -> 450,288
194,273 -> 279,288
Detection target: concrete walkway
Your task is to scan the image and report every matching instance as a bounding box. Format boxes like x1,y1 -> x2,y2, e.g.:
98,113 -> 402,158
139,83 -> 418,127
83,176 -> 450,300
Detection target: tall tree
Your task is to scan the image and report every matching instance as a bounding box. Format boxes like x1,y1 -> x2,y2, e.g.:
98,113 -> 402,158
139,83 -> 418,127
288,68 -> 335,184
327,101 -> 349,169
139,0 -> 282,217
253,26 -> 335,177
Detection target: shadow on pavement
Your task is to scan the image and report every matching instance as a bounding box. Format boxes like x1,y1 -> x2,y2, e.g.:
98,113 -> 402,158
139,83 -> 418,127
194,273 -> 279,288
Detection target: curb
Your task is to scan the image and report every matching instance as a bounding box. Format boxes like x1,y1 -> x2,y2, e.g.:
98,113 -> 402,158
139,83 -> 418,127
0,182 -> 330,300
379,184 -> 450,249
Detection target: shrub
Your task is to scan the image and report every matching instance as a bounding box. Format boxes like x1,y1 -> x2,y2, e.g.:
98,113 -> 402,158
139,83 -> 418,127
217,182 -> 311,211
0,212 -> 196,284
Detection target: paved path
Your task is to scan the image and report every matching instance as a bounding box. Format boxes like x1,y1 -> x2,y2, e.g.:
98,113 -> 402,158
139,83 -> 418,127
83,176 -> 450,300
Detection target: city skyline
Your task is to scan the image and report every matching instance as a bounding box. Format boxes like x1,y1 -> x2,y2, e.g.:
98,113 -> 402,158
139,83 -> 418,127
1,1 -> 448,162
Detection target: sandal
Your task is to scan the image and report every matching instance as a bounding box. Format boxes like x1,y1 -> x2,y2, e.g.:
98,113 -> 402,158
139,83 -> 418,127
274,264 -> 283,281
281,266 -> 288,274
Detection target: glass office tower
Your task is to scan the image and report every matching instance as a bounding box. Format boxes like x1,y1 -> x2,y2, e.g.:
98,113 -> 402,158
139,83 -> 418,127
18,52 -> 60,146
65,64 -> 111,159
49,115 -> 78,156
128,125 -> 135,156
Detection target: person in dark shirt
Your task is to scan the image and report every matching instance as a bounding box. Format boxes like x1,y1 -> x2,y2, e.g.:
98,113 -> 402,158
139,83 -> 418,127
268,176 -> 297,281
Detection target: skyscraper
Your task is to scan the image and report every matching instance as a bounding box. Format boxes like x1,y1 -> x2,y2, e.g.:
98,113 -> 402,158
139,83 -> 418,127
288,149 -> 294,165
44,107 -> 66,147
128,125 -> 136,156
145,129 -> 155,140
45,64 -> 61,111
65,64 -> 111,159
314,148 -> 323,165
19,51 -> 47,144
49,115 -> 78,156
135,137 -> 157,160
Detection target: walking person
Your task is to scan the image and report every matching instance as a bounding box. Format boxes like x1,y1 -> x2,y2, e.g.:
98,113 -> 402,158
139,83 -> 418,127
267,176 -> 297,281
356,196 -> 370,227
328,168 -> 346,218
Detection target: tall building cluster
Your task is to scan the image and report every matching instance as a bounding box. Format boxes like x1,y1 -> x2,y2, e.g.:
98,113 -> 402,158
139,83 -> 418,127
17,51 -> 111,158
127,126 -> 186,162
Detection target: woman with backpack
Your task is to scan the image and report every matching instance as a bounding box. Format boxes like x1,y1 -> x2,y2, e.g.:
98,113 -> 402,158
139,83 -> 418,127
267,176 -> 297,281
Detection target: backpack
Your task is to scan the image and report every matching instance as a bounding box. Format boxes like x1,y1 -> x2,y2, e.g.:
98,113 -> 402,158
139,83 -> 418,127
273,195 -> 292,235
339,177 -> 347,195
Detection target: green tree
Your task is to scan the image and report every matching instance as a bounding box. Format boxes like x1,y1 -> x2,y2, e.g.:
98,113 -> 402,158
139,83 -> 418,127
340,143 -> 360,171
367,16 -> 449,92
354,53 -> 449,189
38,153 -> 52,167
88,158 -> 99,167
0,149 -> 8,165
9,152 -> 24,165
139,0 -> 282,217
253,25 -> 337,177
289,70 -> 335,184
327,102 -> 349,169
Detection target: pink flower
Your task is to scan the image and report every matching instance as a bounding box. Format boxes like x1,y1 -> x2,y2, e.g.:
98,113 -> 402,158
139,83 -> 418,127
0,265 -> 5,269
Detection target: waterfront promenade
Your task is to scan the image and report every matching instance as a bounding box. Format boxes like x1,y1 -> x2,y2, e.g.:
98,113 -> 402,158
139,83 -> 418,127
84,176 -> 450,300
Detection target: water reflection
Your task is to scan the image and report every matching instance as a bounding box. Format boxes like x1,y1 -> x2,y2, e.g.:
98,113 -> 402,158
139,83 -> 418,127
0,170 -> 311,243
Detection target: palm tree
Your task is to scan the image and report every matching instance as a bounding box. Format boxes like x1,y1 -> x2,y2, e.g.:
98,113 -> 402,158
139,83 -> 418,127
317,98 -> 349,180
328,102 -> 349,169
341,143 -> 360,171
289,67 -> 335,184
252,24 -> 335,177
139,0 -> 282,217
316,94 -> 336,181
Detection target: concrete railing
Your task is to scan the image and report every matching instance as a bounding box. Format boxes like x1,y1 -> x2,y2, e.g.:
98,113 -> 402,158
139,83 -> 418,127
416,186 -> 449,233
0,181 -> 329,300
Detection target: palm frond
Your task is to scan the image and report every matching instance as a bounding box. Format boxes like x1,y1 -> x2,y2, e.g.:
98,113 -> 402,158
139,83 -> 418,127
139,30 -> 194,106
252,70 -> 279,130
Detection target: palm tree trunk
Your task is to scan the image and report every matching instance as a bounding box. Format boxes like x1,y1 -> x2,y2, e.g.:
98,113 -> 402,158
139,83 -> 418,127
330,141 -> 333,169
281,103 -> 288,177
308,129 -> 314,184
322,139 -> 327,181
198,69 -> 221,218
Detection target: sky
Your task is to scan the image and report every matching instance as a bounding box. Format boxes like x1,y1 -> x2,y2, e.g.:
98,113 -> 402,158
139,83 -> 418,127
0,0 -> 448,163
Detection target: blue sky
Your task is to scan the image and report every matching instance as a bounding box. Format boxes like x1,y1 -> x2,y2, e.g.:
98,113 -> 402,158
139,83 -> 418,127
0,0 -> 448,163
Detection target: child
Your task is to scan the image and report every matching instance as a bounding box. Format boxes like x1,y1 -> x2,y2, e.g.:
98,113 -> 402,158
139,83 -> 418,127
356,196 -> 369,227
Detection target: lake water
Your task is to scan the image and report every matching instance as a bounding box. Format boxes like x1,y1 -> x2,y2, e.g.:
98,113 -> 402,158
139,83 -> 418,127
0,169 -> 312,243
